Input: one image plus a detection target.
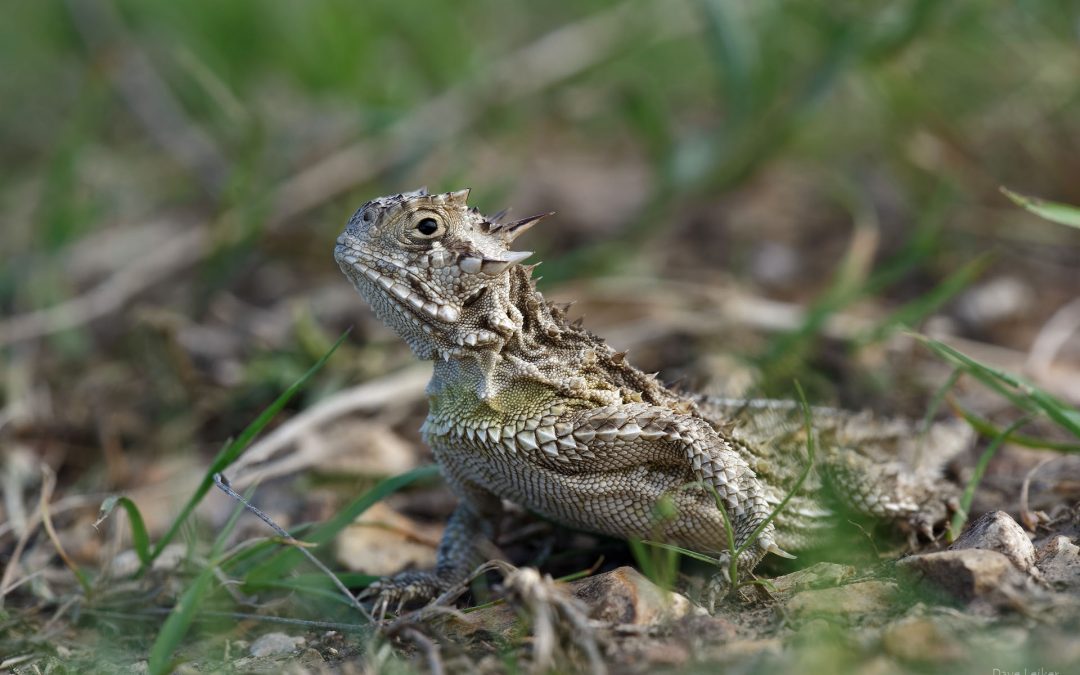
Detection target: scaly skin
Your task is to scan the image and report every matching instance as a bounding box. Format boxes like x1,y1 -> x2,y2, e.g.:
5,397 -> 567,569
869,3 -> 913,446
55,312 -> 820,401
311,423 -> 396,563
334,188 -> 973,610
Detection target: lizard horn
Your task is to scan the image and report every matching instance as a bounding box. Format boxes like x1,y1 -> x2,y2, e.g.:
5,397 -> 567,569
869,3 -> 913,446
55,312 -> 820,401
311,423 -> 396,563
458,250 -> 534,275
494,212 -> 554,242
480,250 -> 533,274
448,188 -> 471,206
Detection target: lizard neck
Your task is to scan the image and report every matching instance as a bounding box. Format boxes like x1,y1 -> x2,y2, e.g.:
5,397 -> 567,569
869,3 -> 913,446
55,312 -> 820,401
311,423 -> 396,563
431,266 -> 695,415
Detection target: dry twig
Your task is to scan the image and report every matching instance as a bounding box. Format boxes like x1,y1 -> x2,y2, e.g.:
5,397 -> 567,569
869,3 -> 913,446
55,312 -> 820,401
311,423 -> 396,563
38,466 -> 90,593
0,465 -> 46,607
401,628 -> 445,675
1019,456 -> 1057,531
1026,296 -> 1080,384
212,472 -> 374,623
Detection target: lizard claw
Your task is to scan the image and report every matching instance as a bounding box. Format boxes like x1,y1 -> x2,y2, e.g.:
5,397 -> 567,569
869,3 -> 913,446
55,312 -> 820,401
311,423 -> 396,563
766,542 -> 796,560
356,570 -> 448,619
703,568 -> 732,613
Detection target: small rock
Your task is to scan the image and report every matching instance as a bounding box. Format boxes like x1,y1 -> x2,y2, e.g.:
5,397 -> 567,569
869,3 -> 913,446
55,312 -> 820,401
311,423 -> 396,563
881,616 -> 966,663
751,241 -> 800,286
295,648 -> 326,668
956,276 -> 1032,326
569,566 -> 700,624
950,511 -> 1035,573
669,613 -> 740,646
249,632 -> 305,658
706,638 -> 783,662
151,543 -> 188,572
109,549 -> 142,578
436,603 -> 518,641
857,654 -> 906,675
897,549 -> 1029,603
636,640 -> 691,667
440,567 -> 704,645
769,562 -> 856,595
1035,535 -> 1080,591
787,580 -> 897,619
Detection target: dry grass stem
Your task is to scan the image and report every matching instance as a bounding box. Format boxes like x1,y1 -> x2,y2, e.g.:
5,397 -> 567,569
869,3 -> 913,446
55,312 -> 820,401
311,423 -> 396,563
38,466 -> 89,593
1026,296 -> 1080,382
1019,456 -> 1057,531
212,472 -> 373,622
401,628 -> 445,675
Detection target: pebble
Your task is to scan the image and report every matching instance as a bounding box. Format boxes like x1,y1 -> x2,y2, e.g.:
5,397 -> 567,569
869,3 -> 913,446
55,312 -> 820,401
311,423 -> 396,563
249,632 -> 305,658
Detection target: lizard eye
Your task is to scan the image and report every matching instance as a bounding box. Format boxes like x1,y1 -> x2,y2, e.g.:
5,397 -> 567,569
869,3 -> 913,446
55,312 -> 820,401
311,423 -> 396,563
414,217 -> 443,238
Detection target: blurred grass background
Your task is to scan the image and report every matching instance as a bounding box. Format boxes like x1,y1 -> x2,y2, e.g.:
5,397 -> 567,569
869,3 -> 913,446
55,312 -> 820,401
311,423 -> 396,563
3,0 -> 1077,421
1,0 -> 1080,670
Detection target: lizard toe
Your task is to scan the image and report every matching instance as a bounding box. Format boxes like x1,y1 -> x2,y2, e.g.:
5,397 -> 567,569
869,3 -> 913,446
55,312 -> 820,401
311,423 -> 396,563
357,570 -> 449,618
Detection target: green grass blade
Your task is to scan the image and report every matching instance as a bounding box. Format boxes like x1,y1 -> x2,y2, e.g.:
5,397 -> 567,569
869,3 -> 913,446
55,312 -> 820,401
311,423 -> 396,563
244,464 -> 439,586
639,540 -> 718,566
1001,187 -> 1080,229
628,538 -> 659,583
147,565 -> 215,675
953,404 -> 1080,453
949,415 -> 1033,540
147,330 -> 349,567
98,496 -> 152,567
920,369 -> 961,437
249,573 -> 381,607
148,483 -> 251,674
912,334 -> 1080,439
759,231 -> 930,385
733,381 -> 816,560
855,253 -> 992,347
252,571 -> 379,589
699,0 -> 753,124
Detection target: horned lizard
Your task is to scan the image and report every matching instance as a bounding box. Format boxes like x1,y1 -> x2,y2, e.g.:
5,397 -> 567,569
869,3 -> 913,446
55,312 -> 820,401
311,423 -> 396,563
334,188 -> 973,611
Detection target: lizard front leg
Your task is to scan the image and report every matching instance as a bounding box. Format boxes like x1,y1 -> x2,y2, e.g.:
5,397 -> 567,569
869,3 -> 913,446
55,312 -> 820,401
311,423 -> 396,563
547,404 -> 784,571
359,479 -> 503,614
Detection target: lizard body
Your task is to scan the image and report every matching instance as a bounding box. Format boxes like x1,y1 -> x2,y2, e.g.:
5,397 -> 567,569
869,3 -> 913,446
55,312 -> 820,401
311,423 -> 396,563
334,188 -> 972,608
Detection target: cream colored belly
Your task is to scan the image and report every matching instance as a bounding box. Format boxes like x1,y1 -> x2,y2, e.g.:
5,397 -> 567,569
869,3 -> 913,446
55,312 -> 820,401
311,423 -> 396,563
431,436 -> 731,553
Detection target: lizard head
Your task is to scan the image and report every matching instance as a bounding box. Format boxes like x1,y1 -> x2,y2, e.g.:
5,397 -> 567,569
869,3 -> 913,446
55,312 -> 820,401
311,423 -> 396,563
335,188 -> 549,360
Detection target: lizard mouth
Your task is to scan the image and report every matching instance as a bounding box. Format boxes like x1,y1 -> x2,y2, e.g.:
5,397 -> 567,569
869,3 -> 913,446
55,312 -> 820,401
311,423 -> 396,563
335,239 -> 461,323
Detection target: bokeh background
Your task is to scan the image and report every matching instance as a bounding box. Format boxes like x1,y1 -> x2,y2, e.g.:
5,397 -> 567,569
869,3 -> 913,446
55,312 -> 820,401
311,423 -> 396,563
2,0 -> 1079,670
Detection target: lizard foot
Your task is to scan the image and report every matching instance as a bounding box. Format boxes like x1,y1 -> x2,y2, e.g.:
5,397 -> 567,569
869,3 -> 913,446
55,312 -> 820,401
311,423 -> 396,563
357,570 -> 452,620
703,566 -> 733,613
702,536 -> 793,611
